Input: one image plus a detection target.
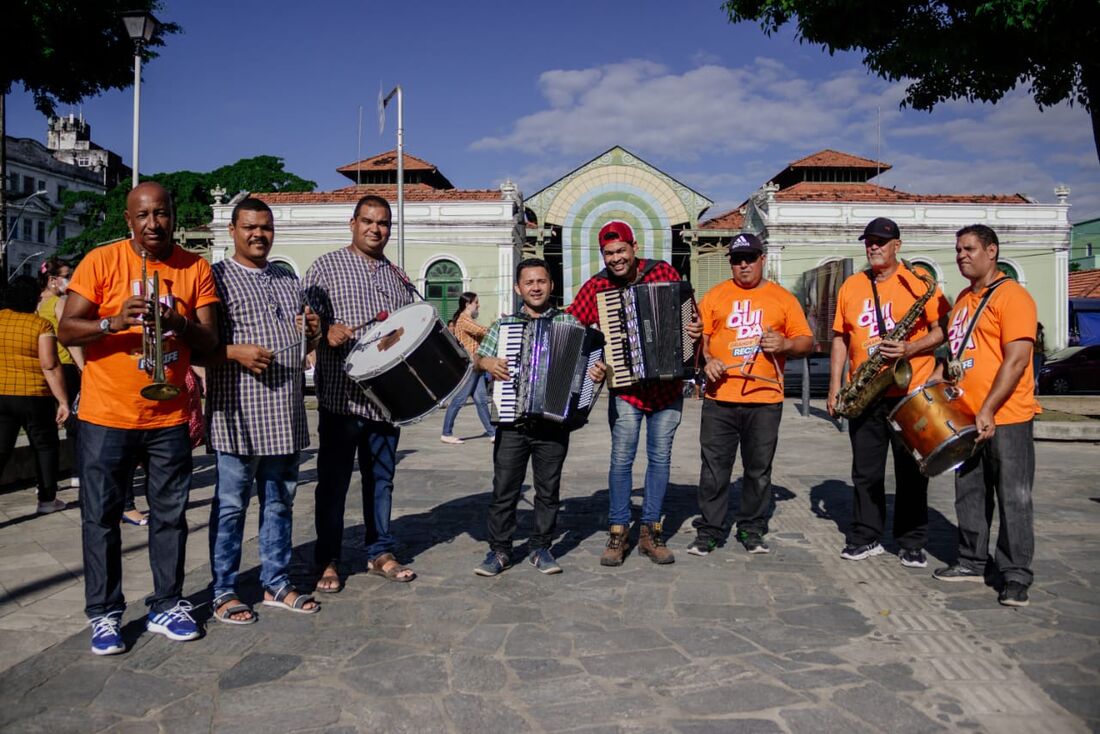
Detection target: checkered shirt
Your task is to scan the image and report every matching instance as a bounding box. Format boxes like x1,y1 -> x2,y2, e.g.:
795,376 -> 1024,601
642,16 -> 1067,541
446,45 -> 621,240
0,310 -> 53,397
303,247 -> 415,419
206,259 -> 310,455
477,308 -> 580,360
565,258 -> 686,412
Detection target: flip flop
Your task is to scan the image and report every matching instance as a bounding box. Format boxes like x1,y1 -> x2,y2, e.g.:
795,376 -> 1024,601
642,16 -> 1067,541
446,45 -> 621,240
261,584 -> 320,614
211,593 -> 257,625
314,565 -> 343,594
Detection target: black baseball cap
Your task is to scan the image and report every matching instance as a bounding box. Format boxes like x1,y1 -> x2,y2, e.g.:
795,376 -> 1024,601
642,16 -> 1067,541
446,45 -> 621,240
727,232 -> 765,256
859,217 -> 900,241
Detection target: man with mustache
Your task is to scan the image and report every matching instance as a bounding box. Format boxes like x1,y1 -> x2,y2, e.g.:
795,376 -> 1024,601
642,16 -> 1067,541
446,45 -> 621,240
204,198 -> 322,624
827,217 -> 949,568
59,181 -> 219,655
567,221 -> 701,566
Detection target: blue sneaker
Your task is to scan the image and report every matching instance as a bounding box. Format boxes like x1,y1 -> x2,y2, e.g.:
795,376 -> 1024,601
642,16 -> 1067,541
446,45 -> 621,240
89,612 -> 125,656
474,550 -> 511,577
146,600 -> 200,641
528,548 -> 562,575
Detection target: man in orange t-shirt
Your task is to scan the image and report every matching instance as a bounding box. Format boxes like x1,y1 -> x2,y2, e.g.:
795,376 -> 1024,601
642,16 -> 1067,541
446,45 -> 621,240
931,224 -> 1039,608
59,182 -> 219,655
827,217 -> 950,568
689,233 -> 812,556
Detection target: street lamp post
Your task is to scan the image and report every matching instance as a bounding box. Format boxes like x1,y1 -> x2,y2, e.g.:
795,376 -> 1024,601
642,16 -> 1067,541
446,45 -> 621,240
121,11 -> 160,189
1,189 -> 48,278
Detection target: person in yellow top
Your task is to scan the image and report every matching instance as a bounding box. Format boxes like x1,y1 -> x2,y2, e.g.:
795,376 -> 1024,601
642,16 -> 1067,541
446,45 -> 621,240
827,217 -> 950,568
689,233 -> 812,556
931,224 -> 1040,608
440,292 -> 494,444
37,258 -> 84,483
0,276 -> 70,514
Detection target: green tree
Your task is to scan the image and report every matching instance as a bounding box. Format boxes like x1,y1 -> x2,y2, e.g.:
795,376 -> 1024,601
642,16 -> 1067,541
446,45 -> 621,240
55,156 -> 317,256
723,0 -> 1100,163
1,1 -> 179,264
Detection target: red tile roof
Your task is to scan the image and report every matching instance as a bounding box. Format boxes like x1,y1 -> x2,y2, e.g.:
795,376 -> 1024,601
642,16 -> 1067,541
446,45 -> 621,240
773,182 -> 1031,204
254,184 -> 504,205
1069,269 -> 1100,298
789,149 -> 891,170
336,150 -> 439,174
699,207 -> 747,230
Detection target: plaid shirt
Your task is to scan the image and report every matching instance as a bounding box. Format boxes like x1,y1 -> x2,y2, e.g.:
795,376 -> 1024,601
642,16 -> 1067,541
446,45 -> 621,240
206,258 -> 309,455
566,258 -> 686,412
477,307 -> 580,359
0,310 -> 53,397
303,247 -> 415,419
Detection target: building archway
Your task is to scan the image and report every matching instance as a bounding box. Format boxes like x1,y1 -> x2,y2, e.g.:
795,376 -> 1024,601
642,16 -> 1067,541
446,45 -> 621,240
425,259 -> 465,322
998,258 -> 1024,283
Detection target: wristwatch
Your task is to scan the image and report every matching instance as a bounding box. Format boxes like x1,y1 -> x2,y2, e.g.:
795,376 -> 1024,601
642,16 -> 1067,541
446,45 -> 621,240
98,317 -> 112,334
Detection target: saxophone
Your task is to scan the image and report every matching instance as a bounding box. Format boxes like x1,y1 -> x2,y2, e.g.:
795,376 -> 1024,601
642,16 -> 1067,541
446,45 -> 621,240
833,263 -> 937,419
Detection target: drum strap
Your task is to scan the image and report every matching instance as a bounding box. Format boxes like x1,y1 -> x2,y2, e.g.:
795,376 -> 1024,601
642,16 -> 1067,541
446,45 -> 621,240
951,277 -> 1011,362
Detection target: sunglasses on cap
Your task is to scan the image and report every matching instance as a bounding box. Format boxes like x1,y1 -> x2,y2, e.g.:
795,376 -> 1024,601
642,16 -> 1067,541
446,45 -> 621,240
729,252 -> 761,265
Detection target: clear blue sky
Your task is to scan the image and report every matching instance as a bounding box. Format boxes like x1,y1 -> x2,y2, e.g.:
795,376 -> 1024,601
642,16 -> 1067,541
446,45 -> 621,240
7,0 -> 1097,219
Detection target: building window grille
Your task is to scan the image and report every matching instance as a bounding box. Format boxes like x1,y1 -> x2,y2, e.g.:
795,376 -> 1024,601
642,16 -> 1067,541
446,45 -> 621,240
22,219 -> 32,240
425,259 -> 464,323
37,221 -> 46,243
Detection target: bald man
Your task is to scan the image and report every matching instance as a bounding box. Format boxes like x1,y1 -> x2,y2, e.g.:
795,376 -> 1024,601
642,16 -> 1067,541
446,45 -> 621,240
60,182 -> 219,655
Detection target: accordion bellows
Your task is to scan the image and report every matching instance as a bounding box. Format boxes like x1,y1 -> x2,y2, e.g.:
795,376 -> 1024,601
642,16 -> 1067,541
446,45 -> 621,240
596,282 -> 697,389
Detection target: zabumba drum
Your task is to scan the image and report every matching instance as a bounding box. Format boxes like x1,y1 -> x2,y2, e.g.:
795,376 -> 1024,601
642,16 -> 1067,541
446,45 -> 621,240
888,380 -> 978,477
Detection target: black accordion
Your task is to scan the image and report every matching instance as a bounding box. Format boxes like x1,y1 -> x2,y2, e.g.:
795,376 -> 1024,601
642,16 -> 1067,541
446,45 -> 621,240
491,317 -> 605,429
595,281 -> 697,389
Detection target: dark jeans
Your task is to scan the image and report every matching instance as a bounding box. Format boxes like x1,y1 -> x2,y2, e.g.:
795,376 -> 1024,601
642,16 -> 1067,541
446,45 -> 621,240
694,399 -> 783,540
0,395 -> 60,502
314,409 -> 399,566
78,420 -> 192,618
954,420 -> 1035,586
847,396 -> 928,550
487,422 -> 570,554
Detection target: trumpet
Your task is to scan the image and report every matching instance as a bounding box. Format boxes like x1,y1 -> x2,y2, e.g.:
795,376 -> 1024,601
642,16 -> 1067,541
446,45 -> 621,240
140,250 -> 182,401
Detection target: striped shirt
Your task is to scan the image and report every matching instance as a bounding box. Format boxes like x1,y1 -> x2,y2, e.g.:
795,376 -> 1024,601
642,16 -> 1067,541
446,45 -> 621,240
303,247 -> 415,419
206,258 -> 309,455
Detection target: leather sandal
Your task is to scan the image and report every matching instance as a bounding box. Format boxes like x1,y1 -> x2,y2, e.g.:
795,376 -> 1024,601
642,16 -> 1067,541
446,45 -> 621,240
367,552 -> 416,582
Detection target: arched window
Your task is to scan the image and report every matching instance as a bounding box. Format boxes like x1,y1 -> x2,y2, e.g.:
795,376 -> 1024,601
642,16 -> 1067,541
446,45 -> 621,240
425,259 -> 464,322
907,259 -> 939,283
269,259 -> 297,277
998,262 -> 1020,281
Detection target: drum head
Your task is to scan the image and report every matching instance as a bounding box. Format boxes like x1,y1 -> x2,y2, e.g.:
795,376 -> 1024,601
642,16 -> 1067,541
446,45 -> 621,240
346,303 -> 438,380
922,427 -> 978,477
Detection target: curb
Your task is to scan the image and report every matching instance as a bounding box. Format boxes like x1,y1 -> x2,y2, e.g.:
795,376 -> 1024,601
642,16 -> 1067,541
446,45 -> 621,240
1034,421 -> 1100,441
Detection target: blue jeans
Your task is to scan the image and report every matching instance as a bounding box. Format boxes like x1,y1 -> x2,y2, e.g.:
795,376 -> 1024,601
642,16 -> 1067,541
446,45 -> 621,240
607,396 -> 683,525
209,452 -> 300,597
78,420 -> 191,617
314,409 -> 399,565
442,370 -> 493,437
954,420 -> 1035,586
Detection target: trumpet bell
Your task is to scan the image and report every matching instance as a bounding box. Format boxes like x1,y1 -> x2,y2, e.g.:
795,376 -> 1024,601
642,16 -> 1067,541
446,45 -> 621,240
141,382 -> 182,401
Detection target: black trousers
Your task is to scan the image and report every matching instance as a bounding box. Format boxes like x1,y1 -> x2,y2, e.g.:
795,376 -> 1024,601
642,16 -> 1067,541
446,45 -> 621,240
847,396 -> 928,550
0,394 -> 60,501
487,421 -> 570,554
695,399 -> 783,540
78,420 -> 192,617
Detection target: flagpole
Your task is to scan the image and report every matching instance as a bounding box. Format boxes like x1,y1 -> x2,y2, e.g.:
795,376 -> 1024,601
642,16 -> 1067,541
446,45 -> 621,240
382,85 -> 405,270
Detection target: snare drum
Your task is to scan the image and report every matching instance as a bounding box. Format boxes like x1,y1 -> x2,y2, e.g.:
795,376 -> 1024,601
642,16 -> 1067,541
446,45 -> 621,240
344,302 -> 471,425
888,380 -> 978,477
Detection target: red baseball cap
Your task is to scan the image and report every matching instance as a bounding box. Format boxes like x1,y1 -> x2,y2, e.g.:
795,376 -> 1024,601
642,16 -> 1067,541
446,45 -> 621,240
598,221 -> 635,247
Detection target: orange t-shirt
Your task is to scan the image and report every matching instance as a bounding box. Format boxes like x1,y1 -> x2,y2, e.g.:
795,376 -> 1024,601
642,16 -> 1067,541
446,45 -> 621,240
832,265 -> 950,397
947,279 -> 1040,425
67,239 -> 218,429
699,279 -> 812,404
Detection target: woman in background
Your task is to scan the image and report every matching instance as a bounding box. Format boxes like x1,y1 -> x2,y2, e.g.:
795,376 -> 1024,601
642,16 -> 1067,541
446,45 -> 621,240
441,292 -> 494,444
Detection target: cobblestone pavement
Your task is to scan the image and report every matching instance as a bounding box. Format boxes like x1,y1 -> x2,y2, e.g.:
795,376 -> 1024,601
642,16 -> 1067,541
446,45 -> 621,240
0,398 -> 1097,733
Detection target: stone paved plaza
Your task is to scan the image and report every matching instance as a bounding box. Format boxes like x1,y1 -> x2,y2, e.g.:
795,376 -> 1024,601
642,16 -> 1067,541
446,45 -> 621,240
0,398 -> 1097,733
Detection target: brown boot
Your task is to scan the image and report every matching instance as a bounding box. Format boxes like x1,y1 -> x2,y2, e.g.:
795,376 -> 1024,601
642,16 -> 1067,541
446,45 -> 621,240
639,522 -> 675,564
600,524 -> 629,566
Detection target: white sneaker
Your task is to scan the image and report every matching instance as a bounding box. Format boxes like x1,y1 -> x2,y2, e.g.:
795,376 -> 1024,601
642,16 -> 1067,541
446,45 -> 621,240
36,499 -> 66,514
69,476 -> 80,489
440,435 -> 464,445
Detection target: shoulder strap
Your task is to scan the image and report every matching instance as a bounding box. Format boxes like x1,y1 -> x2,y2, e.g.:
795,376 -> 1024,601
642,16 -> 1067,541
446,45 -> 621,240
866,271 -> 888,336
952,277 -> 1011,361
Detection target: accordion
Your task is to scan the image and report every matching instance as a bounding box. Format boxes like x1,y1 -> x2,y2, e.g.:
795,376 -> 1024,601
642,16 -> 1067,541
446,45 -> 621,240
491,318 -> 605,429
595,281 -> 697,389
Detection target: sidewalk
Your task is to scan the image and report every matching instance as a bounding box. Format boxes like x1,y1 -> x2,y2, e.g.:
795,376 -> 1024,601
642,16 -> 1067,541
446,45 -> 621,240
0,399 -> 1096,732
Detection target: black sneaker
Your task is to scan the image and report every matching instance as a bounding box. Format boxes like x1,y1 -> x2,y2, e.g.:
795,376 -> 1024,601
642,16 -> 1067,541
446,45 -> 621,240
840,541 -> 885,560
932,563 -> 985,582
737,530 -> 770,555
999,581 -> 1030,607
899,548 -> 927,568
686,535 -> 718,557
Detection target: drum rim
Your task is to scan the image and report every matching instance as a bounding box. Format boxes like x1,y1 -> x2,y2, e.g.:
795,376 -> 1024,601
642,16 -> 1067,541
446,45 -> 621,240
347,302 -> 441,379
920,424 -> 979,477
889,378 -> 956,420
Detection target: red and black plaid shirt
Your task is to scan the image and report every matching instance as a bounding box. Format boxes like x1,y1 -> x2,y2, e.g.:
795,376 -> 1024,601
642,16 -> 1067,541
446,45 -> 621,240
566,258 -> 686,412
